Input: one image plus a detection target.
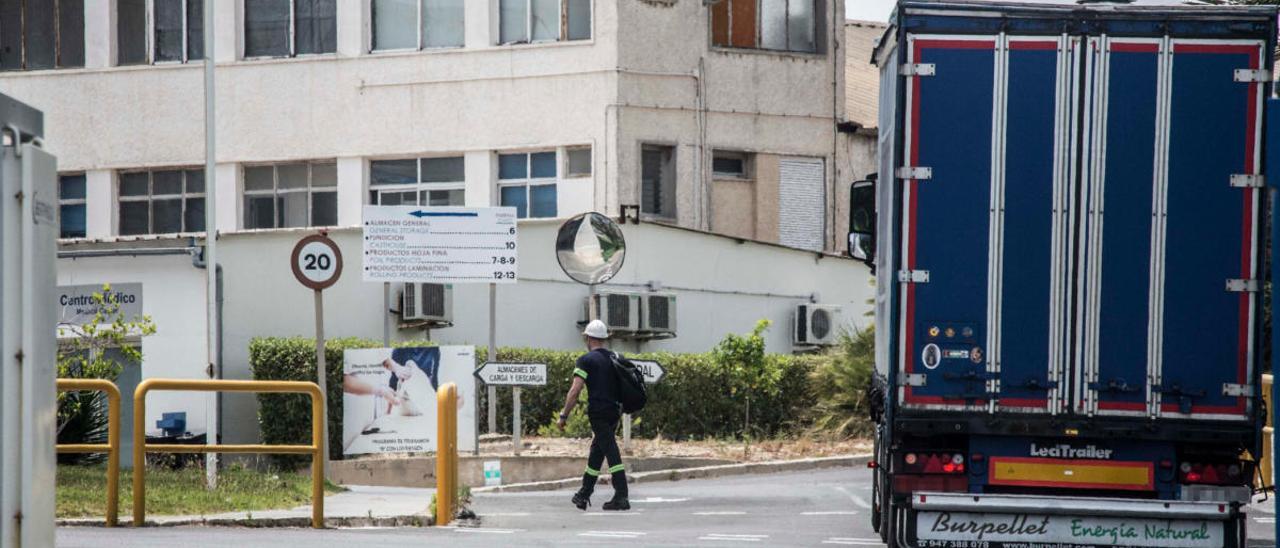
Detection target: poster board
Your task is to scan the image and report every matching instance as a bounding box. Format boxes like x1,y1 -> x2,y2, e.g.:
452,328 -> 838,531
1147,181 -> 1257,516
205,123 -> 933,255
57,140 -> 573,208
342,346 -> 476,455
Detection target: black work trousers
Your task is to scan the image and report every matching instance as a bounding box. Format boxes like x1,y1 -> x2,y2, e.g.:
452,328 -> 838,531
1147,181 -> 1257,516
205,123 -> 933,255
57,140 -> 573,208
579,413 -> 628,498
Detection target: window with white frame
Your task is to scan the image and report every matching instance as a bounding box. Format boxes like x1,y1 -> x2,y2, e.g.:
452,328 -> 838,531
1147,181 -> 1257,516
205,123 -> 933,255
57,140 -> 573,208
498,152 -> 557,218
0,0 -> 84,70
59,173 -> 87,239
116,0 -> 203,65
372,0 -> 464,51
369,157 -> 466,206
498,0 -> 591,45
563,146 -> 592,178
244,0 -> 336,59
243,162 -> 338,229
118,169 -> 206,235
641,144 -> 676,219
712,150 -> 752,179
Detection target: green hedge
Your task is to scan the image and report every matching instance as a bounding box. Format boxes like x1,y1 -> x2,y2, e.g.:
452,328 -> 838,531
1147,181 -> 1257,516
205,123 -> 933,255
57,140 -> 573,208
249,338 -> 842,465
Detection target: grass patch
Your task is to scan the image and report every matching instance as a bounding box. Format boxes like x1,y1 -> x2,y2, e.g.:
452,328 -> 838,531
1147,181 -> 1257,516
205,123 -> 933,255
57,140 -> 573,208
57,464 -> 345,519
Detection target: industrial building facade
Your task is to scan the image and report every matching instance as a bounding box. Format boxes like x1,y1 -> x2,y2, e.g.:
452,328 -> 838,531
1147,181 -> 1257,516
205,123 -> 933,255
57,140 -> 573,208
2,0 -> 873,445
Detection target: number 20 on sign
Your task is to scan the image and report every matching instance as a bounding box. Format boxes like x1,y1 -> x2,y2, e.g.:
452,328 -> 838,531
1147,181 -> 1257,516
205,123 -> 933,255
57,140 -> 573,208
292,233 -> 344,290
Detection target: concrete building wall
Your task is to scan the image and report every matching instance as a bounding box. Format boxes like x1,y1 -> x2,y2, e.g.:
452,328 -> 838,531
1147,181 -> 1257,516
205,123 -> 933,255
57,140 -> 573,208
212,222 -> 871,444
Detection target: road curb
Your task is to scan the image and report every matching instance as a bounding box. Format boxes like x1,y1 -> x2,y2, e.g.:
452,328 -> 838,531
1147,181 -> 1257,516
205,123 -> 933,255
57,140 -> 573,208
474,454 -> 872,494
56,514 -> 434,529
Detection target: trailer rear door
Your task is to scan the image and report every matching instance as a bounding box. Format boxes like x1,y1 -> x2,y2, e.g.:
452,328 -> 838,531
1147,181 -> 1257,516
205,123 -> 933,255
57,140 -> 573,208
1156,40 -> 1263,420
898,35 -> 997,410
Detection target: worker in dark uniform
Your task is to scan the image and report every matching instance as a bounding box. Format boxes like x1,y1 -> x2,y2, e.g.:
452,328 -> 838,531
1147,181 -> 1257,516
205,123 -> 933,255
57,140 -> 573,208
557,319 -> 630,511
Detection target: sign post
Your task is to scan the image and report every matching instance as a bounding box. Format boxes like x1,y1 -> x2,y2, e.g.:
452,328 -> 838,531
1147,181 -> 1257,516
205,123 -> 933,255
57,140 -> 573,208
291,233 -> 343,465
475,362 -> 548,456
623,360 -> 666,453
363,206 -> 518,457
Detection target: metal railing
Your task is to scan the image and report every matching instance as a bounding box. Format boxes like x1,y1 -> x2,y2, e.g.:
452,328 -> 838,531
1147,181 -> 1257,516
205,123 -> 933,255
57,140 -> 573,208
435,382 -> 458,526
56,378 -> 122,527
132,379 -> 325,528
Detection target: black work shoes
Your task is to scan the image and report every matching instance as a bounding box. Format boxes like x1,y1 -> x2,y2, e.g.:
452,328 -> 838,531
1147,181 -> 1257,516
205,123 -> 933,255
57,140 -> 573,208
601,497 -> 630,511
571,491 -> 591,510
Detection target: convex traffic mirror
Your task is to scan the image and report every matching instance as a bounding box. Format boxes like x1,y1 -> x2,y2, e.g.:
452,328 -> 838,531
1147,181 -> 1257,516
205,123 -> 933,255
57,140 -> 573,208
555,212 -> 626,285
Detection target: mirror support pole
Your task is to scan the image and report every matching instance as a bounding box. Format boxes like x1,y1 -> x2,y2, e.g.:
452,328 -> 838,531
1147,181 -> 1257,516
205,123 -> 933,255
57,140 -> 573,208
488,283 -> 497,440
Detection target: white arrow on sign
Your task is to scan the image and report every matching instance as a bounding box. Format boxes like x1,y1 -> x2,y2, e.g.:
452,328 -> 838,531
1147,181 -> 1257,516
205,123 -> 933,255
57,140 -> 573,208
474,362 -> 548,386
630,359 -> 666,384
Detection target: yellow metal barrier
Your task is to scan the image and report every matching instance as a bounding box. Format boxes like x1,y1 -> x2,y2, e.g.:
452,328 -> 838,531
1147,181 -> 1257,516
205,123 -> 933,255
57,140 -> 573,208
436,382 -> 458,526
132,379 -> 325,528
1263,373 -> 1273,490
56,378 -> 122,527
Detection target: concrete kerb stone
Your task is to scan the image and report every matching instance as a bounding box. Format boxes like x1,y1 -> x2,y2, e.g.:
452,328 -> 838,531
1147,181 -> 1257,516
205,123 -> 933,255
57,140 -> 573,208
474,454 -> 872,494
56,514 -> 434,529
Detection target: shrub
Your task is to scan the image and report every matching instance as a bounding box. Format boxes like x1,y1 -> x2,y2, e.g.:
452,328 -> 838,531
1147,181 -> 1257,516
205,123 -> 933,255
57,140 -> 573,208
250,337 -> 837,461
807,327 -> 876,438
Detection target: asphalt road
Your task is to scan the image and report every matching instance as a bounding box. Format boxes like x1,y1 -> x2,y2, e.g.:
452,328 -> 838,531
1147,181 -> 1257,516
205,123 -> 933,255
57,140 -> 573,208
57,466 -> 1277,547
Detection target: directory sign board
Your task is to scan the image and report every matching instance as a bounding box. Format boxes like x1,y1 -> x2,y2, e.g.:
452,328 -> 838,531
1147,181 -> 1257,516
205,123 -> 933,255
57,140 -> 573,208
362,206 -> 518,284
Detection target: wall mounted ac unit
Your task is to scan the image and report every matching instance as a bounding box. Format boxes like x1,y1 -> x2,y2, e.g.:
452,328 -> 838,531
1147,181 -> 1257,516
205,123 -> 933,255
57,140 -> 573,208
586,292 -> 640,334
402,283 -> 453,324
640,293 -> 677,337
794,304 -> 841,346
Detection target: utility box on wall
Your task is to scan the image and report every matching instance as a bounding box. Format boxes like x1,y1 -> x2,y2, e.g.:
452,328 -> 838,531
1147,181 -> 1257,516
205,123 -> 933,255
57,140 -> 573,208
0,94 -> 57,548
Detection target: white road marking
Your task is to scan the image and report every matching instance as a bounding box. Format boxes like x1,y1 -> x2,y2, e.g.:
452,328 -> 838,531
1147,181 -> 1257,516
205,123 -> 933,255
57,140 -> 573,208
694,511 -> 748,516
453,528 -> 521,534
580,531 -> 647,539
1255,517 -> 1276,523
632,497 -> 691,503
802,511 -> 859,515
834,486 -> 873,509
699,533 -> 769,542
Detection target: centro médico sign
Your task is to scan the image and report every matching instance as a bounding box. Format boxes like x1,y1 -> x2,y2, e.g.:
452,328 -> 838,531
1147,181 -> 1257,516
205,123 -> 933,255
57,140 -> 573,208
57,283 -> 143,325
1030,443 -> 1114,460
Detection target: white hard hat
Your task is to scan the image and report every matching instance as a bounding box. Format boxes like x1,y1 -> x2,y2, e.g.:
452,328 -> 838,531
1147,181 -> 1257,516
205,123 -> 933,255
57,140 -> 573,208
583,319 -> 610,339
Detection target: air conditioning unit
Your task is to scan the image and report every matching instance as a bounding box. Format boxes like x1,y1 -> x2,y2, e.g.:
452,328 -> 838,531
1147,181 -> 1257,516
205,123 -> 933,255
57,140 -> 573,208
586,292 -> 640,335
794,304 -> 842,346
402,283 -> 453,324
640,293 -> 677,337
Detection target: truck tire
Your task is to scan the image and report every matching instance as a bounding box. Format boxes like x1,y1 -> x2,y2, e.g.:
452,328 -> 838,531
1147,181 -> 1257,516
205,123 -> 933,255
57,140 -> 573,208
871,437 -> 883,535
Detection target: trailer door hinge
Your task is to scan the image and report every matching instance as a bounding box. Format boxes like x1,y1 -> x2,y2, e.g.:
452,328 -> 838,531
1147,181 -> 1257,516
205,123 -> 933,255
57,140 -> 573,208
896,166 -> 932,180
901,374 -> 927,387
900,63 -> 936,77
898,270 -> 930,284
1225,279 -> 1259,293
1222,383 -> 1251,397
1234,69 -> 1270,83
1229,174 -> 1264,188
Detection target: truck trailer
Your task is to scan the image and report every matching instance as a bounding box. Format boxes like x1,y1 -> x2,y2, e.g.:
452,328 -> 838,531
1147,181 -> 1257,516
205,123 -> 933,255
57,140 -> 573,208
849,1 -> 1278,546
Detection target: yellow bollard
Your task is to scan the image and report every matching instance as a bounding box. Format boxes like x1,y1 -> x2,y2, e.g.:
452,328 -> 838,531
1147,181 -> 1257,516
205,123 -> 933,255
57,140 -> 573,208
1263,374 -> 1273,489
55,379 -> 121,527
436,383 -> 458,526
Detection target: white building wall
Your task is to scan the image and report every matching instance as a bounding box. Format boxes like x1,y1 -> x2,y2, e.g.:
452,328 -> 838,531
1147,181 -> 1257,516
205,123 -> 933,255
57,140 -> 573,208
57,252 -> 211,436
214,222 -> 871,444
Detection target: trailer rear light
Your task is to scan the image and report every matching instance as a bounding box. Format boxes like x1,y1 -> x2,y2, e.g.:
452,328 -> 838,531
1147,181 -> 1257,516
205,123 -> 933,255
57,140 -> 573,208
971,453 -> 985,462
1159,460 -> 1173,469
901,452 -> 967,475
1178,462 -> 1249,486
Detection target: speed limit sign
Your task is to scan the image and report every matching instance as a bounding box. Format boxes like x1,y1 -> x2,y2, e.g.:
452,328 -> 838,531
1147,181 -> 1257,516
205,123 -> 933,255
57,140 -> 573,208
291,234 -> 343,290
